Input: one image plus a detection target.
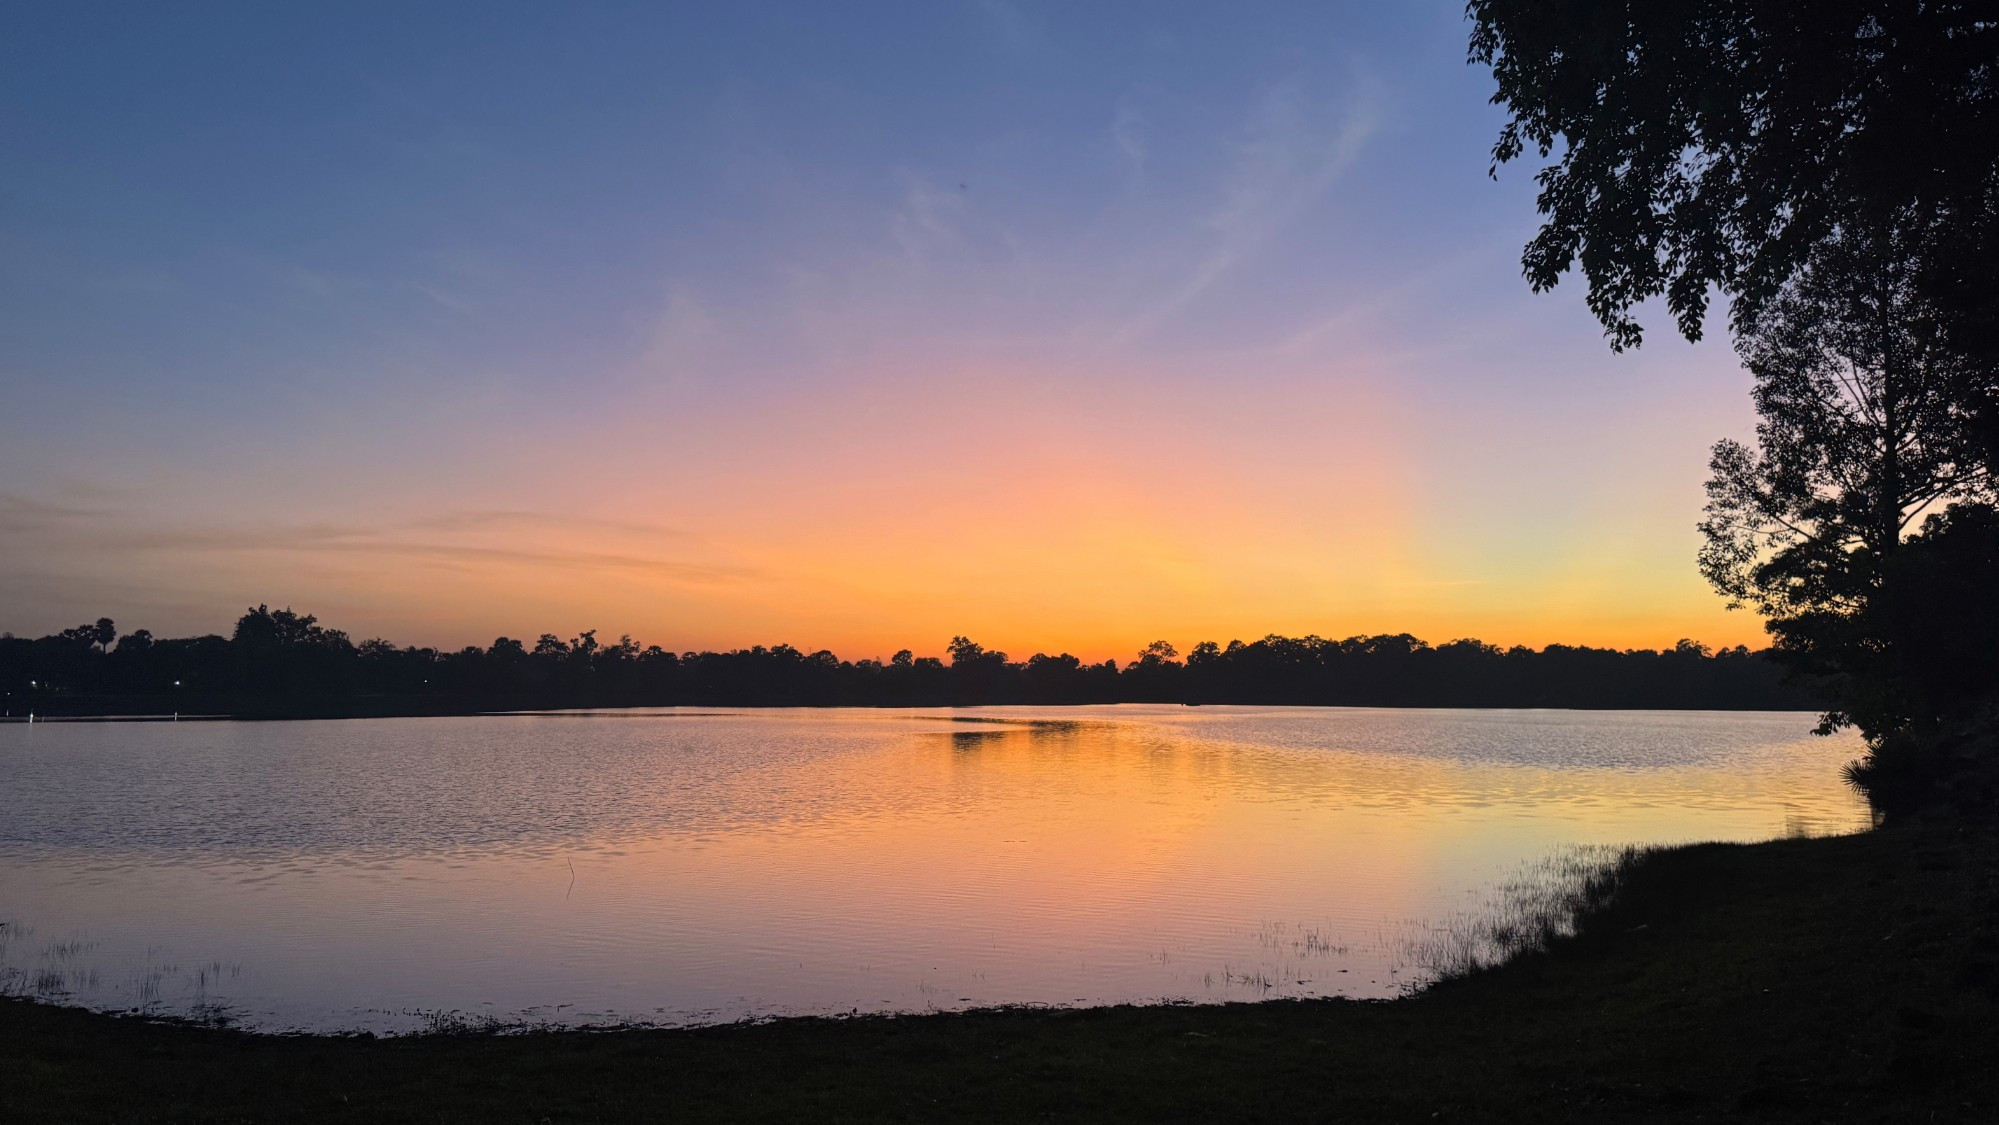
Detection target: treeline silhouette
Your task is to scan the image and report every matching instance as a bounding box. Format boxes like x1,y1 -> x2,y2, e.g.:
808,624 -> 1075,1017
0,605 -> 1820,718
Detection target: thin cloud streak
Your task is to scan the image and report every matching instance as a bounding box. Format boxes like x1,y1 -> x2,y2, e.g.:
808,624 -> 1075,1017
2,498 -> 750,587
406,509 -> 692,539
0,492 -> 105,532
1116,73 -> 1383,344
1111,97 -> 1148,175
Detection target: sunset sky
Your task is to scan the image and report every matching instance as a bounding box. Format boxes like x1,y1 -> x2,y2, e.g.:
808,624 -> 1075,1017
0,1 -> 1767,659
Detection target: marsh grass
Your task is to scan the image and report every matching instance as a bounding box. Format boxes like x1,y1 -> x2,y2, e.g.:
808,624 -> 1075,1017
0,925 -> 105,1002
0,924 -> 252,1024
1399,845 -> 1634,984
411,1008 -> 553,1036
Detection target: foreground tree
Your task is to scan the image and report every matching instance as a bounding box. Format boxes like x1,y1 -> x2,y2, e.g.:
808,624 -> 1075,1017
1474,2 -> 1999,800
1469,1 -> 1999,465
1468,1 -> 1999,339
1699,233 -> 1991,743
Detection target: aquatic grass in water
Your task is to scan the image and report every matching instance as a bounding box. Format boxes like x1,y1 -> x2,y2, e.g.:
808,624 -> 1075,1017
0,925 -> 107,1002
1399,846 -> 1633,984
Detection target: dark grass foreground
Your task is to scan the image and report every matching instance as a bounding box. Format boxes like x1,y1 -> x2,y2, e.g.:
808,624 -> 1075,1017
6,822 -> 1997,1123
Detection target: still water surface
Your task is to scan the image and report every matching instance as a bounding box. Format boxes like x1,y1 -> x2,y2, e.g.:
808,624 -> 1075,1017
0,706 -> 1866,1032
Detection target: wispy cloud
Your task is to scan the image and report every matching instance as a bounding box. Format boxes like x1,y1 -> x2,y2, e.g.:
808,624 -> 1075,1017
416,284 -> 478,315
0,492 -> 104,534
103,526 -> 753,585
407,509 -> 689,539
634,286 -> 721,385
313,540 -> 754,583
1111,97 -> 1148,175
283,265 -> 346,299
1116,74 -> 1382,343
1263,243 -> 1503,360
973,0 -> 1035,52
1,494 -> 748,587
888,173 -> 970,261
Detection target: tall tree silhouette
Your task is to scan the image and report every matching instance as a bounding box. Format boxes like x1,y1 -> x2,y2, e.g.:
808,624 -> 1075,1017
1473,2 -> 1999,799
1699,230 -> 1992,742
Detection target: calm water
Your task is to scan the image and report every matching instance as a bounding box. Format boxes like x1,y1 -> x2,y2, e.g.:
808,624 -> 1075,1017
0,706 -> 1866,1032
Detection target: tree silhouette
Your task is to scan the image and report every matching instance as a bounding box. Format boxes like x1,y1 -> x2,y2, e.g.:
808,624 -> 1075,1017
1468,2 -> 1999,350
1700,234 -> 1989,608
1474,4 -> 1999,797
1699,231 -> 1992,739
0,610 -> 1820,716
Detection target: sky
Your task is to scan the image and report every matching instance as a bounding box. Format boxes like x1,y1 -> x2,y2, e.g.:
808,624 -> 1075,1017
0,1 -> 1769,659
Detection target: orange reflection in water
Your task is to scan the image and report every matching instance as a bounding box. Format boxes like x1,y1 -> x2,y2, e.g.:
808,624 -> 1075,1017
0,707 -> 1867,1031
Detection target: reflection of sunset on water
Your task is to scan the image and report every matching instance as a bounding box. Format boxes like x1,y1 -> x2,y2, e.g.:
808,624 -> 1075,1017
0,707 -> 1866,1032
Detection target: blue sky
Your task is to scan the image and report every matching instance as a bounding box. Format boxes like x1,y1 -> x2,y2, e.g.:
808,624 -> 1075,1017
0,2 -> 1760,654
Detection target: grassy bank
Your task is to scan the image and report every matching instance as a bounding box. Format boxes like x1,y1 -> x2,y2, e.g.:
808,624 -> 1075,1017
6,820 -> 1996,1122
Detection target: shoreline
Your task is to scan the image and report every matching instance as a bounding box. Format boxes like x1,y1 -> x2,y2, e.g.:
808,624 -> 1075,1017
1,700 -> 1830,724
6,818 -> 1993,1122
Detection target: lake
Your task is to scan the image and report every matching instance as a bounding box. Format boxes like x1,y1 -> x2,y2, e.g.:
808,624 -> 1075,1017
0,706 -> 1867,1033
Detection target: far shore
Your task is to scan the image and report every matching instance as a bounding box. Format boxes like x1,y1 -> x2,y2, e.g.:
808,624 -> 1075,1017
2,699 -> 1828,723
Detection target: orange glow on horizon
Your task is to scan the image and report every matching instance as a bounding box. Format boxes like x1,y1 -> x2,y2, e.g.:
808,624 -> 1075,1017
8,351 -> 1766,656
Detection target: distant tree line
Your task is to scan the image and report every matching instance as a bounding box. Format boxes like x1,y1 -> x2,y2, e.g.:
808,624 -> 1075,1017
0,606 -> 1819,718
